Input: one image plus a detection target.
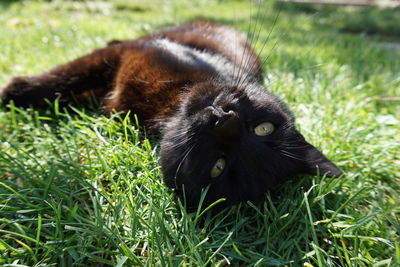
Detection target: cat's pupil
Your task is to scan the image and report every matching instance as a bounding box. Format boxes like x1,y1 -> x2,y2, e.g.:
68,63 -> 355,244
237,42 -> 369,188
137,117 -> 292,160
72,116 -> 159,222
211,157 -> 226,178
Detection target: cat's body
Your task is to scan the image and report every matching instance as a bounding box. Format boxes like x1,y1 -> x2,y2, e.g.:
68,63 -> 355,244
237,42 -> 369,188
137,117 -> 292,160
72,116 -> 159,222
1,21 -> 260,126
0,21 -> 341,209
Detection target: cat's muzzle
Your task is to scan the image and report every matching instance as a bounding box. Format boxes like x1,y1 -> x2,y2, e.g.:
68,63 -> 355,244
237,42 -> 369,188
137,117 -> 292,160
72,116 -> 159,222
213,109 -> 240,139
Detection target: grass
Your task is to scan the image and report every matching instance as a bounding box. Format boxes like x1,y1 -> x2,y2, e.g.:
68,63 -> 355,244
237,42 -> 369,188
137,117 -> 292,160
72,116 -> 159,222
0,0 -> 399,266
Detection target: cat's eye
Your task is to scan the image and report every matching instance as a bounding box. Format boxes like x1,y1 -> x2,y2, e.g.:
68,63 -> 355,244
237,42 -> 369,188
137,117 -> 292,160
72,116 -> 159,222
210,157 -> 226,178
254,122 -> 274,136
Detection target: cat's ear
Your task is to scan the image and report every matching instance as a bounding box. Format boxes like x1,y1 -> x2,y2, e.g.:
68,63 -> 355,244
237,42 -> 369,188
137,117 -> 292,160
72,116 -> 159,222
300,140 -> 342,177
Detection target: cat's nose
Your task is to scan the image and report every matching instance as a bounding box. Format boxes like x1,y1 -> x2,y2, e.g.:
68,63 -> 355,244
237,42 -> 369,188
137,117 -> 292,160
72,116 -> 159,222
213,109 -> 241,139
214,109 -> 236,127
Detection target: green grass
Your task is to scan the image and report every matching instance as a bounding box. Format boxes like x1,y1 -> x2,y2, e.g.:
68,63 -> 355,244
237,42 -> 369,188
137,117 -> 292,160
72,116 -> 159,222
0,0 -> 399,266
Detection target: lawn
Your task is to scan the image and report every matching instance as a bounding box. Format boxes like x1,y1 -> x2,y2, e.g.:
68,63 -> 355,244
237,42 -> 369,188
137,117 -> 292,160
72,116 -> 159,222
0,0 -> 399,266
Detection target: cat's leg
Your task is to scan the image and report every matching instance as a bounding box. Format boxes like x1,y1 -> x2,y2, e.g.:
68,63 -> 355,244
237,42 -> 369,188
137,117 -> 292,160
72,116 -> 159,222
0,46 -> 123,108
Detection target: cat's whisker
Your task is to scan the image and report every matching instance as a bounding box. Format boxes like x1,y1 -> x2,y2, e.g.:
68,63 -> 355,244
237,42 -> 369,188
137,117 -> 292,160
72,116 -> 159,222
275,141 -> 312,150
242,37 -> 281,90
244,8 -> 326,90
232,0 -> 265,88
233,30 -> 255,87
278,149 -> 306,161
240,9 -> 281,89
236,0 -> 271,88
230,4 -> 240,88
245,3 -> 320,91
279,121 -> 294,132
161,124 -> 201,151
173,143 -> 197,189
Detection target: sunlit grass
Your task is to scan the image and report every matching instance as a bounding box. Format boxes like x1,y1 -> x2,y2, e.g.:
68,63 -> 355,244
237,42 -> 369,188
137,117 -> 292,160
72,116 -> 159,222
0,0 -> 399,266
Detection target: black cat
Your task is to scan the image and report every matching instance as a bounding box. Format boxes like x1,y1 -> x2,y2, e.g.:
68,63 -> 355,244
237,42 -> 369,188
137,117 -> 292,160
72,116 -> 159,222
0,21 -> 342,210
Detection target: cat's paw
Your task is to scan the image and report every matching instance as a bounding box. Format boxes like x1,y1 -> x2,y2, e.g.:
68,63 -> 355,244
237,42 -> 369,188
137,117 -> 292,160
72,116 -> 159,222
0,77 -> 34,107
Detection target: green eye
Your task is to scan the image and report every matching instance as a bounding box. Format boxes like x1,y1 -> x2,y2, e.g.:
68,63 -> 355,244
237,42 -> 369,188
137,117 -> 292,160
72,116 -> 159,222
254,122 -> 274,136
210,157 -> 226,178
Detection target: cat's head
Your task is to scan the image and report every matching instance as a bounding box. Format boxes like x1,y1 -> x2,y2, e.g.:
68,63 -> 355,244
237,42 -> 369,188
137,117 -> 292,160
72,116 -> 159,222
160,80 -> 341,210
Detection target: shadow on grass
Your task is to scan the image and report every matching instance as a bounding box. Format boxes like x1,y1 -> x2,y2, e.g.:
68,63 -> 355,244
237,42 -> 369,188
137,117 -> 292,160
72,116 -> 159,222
273,1 -> 400,37
0,0 -> 23,10
200,3 -> 400,87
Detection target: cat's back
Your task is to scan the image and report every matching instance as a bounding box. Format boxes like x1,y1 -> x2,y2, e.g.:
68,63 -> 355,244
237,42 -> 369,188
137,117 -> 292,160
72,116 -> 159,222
152,20 -> 261,74
113,21 -> 262,80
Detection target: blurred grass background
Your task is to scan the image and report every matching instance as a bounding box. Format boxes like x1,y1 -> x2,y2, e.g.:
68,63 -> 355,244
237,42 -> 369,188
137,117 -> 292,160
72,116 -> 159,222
0,0 -> 399,266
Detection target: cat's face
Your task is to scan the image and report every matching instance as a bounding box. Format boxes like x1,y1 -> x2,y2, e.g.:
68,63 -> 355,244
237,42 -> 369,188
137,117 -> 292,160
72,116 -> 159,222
160,80 -> 341,210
